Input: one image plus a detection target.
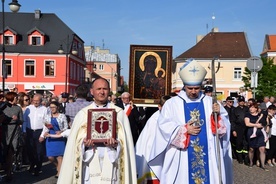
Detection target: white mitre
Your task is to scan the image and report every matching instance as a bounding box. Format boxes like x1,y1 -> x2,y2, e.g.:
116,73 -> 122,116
178,59 -> 207,86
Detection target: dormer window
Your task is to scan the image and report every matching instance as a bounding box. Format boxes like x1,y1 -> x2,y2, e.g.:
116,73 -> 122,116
4,35 -> 14,45
27,27 -> 45,46
32,36 -> 41,45
1,28 -> 17,45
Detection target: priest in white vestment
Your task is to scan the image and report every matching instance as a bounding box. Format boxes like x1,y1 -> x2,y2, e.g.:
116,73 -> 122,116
136,95 -> 171,184
58,78 -> 137,184
148,59 -> 233,184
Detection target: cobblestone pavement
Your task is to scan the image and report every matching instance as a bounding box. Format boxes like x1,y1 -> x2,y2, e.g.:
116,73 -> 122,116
0,159 -> 276,183
232,159 -> 276,184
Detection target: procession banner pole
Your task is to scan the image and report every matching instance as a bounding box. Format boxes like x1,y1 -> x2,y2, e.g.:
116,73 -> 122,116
211,57 -> 222,184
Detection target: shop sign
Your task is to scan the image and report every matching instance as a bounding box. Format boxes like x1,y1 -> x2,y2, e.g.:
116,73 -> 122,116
25,84 -> 54,90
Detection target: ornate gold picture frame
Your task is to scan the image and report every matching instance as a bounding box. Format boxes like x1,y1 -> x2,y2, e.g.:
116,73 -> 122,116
129,45 -> 172,105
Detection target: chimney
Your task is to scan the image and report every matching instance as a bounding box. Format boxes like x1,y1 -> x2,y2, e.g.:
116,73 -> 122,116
35,10 -> 41,19
211,27 -> 219,32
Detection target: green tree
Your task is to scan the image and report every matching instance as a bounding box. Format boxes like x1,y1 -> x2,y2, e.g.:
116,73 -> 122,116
242,57 -> 276,99
123,81 -> 129,92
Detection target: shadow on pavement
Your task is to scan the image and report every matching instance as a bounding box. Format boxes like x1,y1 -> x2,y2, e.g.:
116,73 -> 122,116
0,161 -> 57,184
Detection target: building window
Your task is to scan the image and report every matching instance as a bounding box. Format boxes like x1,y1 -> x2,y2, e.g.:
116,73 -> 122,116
72,42 -> 77,54
45,60 -> 55,76
73,63 -> 75,79
70,61 -> 73,79
99,64 -> 104,70
234,67 -> 242,79
6,60 -> 12,76
77,43 -> 82,57
32,36 -> 41,45
4,36 -> 14,45
25,60 -> 35,76
2,59 -> 12,76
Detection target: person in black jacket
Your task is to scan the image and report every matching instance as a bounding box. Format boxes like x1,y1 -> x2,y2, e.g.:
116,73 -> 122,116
204,86 -> 213,97
224,96 -> 237,159
233,96 -> 249,164
59,92 -> 69,114
116,92 -> 140,145
2,92 -> 23,182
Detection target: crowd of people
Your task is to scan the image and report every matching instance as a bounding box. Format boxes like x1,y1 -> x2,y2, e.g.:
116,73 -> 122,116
0,86 -> 93,182
0,59 -> 275,183
223,94 -> 276,172
201,82 -> 276,173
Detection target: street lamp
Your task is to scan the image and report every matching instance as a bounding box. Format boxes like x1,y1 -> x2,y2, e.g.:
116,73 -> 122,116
58,35 -> 77,93
1,0 -> 21,93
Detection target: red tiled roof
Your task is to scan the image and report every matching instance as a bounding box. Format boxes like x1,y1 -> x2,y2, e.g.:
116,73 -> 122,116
175,32 -> 252,60
266,35 -> 276,51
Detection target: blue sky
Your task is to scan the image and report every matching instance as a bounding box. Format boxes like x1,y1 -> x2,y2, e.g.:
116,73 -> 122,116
10,0 -> 276,82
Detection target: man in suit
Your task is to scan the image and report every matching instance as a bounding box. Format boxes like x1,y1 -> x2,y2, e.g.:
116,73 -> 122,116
59,92 -> 69,114
116,92 -> 140,145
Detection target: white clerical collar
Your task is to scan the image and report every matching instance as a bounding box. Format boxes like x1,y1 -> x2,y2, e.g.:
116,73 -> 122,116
93,102 -> 109,108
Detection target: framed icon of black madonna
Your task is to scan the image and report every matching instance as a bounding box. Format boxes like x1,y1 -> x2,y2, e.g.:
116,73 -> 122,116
129,45 -> 172,105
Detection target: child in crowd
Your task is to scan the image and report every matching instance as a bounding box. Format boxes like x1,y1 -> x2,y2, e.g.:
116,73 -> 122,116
250,113 -> 269,142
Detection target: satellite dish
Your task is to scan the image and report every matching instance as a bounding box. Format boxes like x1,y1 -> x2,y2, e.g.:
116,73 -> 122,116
246,56 -> 263,72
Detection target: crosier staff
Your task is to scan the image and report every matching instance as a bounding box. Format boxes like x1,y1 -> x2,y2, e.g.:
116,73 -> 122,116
211,57 -> 222,184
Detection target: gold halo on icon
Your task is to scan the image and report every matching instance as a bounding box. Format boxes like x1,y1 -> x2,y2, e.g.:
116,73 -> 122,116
139,51 -> 162,71
155,68 -> 165,78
